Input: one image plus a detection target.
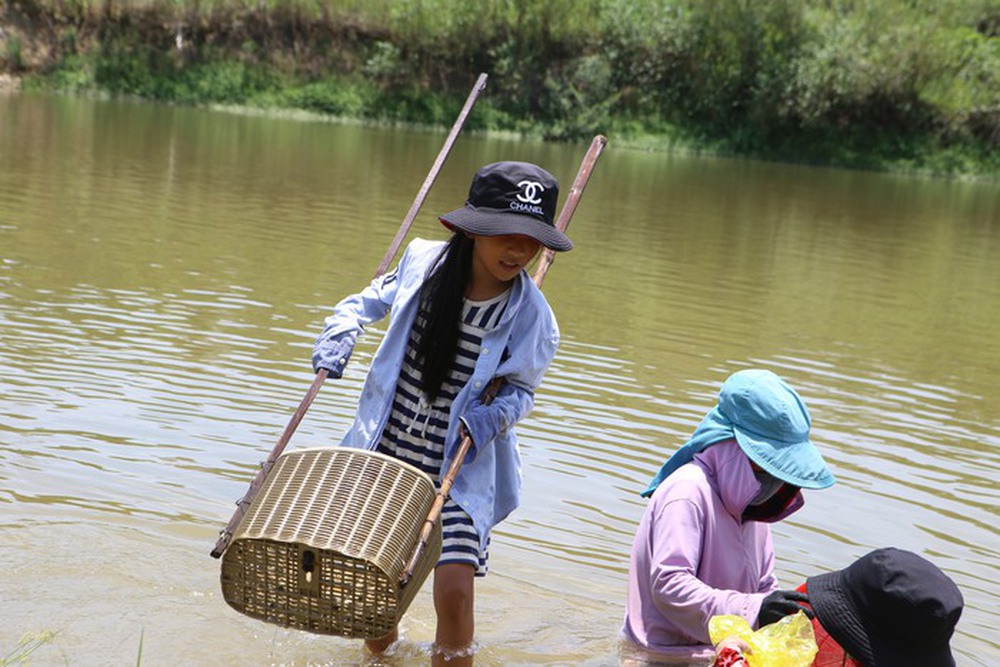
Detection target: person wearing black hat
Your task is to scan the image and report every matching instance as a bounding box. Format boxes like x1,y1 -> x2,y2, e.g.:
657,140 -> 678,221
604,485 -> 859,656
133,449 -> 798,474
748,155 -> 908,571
804,547 -> 964,666
312,161 -> 571,665
712,547 -> 964,666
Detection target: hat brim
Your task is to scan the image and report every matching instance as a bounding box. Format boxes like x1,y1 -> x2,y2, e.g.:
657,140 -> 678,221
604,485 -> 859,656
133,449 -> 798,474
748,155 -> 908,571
808,569 -> 875,664
808,569 -> 957,667
733,428 -> 835,490
440,205 -> 573,251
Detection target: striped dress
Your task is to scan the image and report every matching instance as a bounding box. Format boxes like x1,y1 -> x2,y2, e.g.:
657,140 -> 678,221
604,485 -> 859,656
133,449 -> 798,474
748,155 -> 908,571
375,288 -> 511,576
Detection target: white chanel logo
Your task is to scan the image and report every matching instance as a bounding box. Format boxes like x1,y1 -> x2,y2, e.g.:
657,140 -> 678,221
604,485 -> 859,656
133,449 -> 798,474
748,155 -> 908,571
516,180 -> 544,204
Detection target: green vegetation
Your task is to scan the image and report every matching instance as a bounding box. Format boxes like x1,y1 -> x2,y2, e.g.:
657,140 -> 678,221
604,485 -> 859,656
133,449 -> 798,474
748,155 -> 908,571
3,0 -> 998,177
1,631 -> 55,665
0,629 -> 143,665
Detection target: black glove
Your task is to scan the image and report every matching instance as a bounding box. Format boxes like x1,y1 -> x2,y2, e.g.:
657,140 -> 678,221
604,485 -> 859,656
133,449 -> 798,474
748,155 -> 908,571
756,589 -> 814,627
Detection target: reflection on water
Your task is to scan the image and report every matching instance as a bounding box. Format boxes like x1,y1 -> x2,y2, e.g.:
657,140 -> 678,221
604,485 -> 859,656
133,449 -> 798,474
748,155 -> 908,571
1,93 -> 998,665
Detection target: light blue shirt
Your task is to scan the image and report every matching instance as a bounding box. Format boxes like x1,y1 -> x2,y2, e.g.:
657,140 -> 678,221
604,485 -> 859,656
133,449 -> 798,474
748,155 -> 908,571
315,238 -> 560,548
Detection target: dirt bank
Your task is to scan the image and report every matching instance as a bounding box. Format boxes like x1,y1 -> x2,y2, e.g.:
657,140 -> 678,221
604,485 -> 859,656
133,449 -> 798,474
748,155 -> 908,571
0,73 -> 21,92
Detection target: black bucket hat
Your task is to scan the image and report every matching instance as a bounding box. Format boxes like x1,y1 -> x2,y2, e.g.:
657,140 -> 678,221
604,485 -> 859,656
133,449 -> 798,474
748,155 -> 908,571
807,548 -> 964,666
439,161 -> 572,251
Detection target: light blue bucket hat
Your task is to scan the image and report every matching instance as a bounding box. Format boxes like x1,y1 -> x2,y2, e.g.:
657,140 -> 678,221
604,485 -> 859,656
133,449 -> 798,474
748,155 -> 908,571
641,369 -> 836,497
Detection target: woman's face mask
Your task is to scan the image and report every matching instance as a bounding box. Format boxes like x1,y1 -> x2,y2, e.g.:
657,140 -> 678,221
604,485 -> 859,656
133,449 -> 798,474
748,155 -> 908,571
744,468 -> 800,522
749,469 -> 785,506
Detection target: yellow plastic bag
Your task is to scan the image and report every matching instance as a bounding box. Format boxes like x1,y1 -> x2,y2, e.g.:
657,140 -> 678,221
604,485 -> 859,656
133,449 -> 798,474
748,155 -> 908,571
709,611 -> 818,667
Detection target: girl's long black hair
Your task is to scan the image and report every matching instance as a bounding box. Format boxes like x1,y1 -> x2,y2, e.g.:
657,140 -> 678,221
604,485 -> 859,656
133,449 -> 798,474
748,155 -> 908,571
416,232 -> 474,401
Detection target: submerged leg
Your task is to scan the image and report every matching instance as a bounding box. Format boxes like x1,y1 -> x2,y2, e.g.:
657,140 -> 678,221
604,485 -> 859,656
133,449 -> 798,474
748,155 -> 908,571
432,562 -> 476,667
365,626 -> 398,654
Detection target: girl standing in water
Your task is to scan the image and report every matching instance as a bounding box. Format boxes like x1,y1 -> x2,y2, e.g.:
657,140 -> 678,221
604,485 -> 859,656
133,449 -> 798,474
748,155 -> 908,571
312,161 -> 572,665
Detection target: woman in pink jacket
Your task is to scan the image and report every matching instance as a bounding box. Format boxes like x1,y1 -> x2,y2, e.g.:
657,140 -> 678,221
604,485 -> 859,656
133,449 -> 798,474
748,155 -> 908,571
621,369 -> 836,664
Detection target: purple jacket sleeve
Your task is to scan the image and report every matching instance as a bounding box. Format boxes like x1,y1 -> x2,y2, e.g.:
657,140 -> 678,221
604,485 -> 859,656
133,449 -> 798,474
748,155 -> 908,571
648,497 -> 769,643
756,532 -> 778,596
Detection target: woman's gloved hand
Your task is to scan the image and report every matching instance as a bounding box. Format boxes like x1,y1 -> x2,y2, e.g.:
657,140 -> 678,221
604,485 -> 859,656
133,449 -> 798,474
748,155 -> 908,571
312,331 -> 357,378
756,589 -> 814,627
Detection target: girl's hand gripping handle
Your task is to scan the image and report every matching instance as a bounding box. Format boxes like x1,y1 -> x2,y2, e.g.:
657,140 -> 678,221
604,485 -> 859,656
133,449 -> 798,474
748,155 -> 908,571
459,395 -> 503,451
311,331 -> 357,378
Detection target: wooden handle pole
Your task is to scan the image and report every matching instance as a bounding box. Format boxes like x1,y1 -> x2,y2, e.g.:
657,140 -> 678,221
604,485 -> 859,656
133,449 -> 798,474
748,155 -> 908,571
374,72 -> 489,279
533,134 -> 607,289
211,74 -> 490,559
210,369 -> 328,558
400,134 -> 608,585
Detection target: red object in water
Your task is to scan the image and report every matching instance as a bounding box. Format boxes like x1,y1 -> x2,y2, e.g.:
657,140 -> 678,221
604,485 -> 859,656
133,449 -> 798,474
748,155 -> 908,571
713,646 -> 750,667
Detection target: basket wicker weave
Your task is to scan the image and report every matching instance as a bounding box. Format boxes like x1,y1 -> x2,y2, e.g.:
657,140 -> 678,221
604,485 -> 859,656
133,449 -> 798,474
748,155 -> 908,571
220,447 -> 443,639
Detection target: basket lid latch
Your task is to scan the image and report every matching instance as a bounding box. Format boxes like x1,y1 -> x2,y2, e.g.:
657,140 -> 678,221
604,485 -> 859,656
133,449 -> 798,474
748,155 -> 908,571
297,547 -> 321,596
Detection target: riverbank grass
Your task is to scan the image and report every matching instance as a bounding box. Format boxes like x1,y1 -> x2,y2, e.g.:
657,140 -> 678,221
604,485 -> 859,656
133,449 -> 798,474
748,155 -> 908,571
5,0 -> 998,178
1,631 -> 56,666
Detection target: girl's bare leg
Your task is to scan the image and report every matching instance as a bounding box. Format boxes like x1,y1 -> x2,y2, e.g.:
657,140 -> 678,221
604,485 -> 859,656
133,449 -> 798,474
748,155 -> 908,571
365,626 -> 398,654
432,562 -> 476,667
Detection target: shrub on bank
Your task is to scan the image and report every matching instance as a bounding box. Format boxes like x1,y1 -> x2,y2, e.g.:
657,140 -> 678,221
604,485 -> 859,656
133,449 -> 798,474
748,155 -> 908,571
5,0 -> 998,176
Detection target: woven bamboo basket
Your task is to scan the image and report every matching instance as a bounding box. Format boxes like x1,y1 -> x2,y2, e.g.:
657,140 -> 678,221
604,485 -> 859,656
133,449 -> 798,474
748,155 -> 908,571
220,447 -> 442,639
